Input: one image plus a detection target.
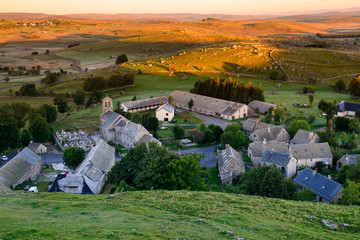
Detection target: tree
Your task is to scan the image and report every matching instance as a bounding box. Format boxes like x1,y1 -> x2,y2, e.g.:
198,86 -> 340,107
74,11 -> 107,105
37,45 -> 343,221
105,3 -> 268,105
343,180 -> 360,205
141,113 -> 159,134
348,75 -> 360,98
202,128 -> 215,143
220,123 -> 248,149
29,117 -> 52,142
212,125 -> 223,142
20,129 -> 32,146
115,54 -> 129,65
132,95 -> 137,101
38,104 -> 57,123
19,83 -> 37,96
287,120 -> 311,137
199,123 -> 206,132
318,99 -> 338,121
334,117 -> 350,132
0,124 -> 19,152
173,125 -> 185,140
350,118 -> 360,133
63,147 -> 85,168
54,94 -> 69,113
166,154 -> 206,191
356,109 -> 360,119
269,71 -> 284,80
41,72 -> 59,85
188,98 -> 194,110
335,79 -> 346,92
309,95 -> 314,107
83,77 -> 105,91
10,102 -> 31,130
74,90 -> 85,106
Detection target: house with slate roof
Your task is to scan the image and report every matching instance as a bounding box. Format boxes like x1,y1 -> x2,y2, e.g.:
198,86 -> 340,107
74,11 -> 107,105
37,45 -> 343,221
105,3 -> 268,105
217,144 -> 245,184
242,118 -> 275,136
337,100 -> 360,117
248,100 -> 277,115
261,150 -> 296,178
289,142 -> 333,167
156,103 -> 175,122
293,168 -> 343,203
100,97 -> 161,148
121,96 -> 168,113
249,126 -> 290,143
169,90 -> 248,120
290,129 -> 319,145
336,154 -> 360,171
28,142 -> 47,154
0,147 -> 41,190
248,141 -> 289,167
49,140 -> 115,194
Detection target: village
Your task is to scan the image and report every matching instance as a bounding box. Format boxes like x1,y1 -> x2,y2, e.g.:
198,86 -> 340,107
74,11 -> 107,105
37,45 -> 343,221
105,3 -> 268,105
1,87 -> 359,205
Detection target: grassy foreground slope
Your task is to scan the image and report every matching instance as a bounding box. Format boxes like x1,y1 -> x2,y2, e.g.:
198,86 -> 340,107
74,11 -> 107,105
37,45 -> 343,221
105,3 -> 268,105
0,191 -> 359,240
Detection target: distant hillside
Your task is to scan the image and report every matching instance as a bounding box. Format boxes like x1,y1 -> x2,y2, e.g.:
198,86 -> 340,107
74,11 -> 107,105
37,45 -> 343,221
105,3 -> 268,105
0,191 -> 359,239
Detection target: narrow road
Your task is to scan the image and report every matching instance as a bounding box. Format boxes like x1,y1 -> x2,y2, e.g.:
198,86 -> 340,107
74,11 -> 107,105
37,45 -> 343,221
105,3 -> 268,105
49,51 -> 84,73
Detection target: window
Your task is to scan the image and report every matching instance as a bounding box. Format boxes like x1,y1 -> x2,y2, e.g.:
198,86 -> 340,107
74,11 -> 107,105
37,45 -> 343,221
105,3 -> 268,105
166,113 -> 168,116
309,159 -> 314,163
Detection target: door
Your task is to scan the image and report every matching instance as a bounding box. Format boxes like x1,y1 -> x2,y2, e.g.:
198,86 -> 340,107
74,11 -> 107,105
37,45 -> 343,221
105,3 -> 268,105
164,118 -> 168,121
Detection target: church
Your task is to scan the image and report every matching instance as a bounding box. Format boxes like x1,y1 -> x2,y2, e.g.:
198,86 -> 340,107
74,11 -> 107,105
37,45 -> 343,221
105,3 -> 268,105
100,96 -> 161,148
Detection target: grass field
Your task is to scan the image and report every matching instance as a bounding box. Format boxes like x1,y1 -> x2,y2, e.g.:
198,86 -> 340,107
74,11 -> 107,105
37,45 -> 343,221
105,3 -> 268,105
0,191 -> 359,239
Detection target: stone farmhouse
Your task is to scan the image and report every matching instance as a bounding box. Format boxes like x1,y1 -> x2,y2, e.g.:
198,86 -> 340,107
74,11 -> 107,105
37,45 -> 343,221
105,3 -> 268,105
248,141 -> 289,167
156,103 -> 175,122
217,144 -> 246,184
289,143 -> 333,167
248,100 -> 277,115
293,168 -> 342,203
49,140 -> 115,195
0,147 -> 41,191
242,118 -> 275,135
261,150 -> 297,178
336,154 -> 360,171
290,129 -> 320,145
121,96 -> 168,113
249,126 -> 290,143
100,96 -> 160,148
169,90 -> 248,120
336,101 -> 360,117
28,142 -> 47,154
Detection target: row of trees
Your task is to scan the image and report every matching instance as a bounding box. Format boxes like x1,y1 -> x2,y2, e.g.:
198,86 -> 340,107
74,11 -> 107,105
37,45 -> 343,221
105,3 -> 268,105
83,74 -> 134,92
190,77 -> 265,104
107,142 -> 206,191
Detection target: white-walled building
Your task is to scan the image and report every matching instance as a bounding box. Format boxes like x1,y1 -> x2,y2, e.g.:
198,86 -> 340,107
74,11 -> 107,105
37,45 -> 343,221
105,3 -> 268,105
156,104 -> 175,122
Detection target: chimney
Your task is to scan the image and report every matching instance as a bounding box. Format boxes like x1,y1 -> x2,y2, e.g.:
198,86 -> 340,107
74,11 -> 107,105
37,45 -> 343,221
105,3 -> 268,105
312,170 -> 317,176
328,175 -> 331,179
225,144 -> 230,149
271,148 -> 274,154
263,138 -> 267,145
30,140 -> 33,144
345,154 -> 350,163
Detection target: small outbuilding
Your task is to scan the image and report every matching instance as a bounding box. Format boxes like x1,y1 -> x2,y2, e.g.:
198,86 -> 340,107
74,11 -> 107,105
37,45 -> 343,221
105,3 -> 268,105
28,142 -> 48,154
218,145 -> 245,184
336,154 -> 360,171
156,103 -> 175,122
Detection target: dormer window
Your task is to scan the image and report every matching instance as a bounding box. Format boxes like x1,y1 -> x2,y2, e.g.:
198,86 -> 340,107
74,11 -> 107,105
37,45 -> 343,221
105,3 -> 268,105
305,177 -> 309,180
322,186 -> 326,190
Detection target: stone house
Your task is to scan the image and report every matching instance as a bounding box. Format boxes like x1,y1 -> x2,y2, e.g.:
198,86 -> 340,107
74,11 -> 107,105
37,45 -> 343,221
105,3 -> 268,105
49,140 -> 115,195
156,103 -> 175,122
290,129 -> 320,145
289,143 -> 333,167
249,126 -> 290,143
293,168 -> 342,203
336,101 -> 360,117
218,145 -> 245,184
242,118 -> 274,136
248,141 -> 289,167
336,154 -> 360,171
28,142 -> 47,154
121,96 -> 168,113
100,97 -> 161,148
261,150 -> 297,178
0,147 -> 41,190
169,90 -> 248,120
248,100 -> 277,115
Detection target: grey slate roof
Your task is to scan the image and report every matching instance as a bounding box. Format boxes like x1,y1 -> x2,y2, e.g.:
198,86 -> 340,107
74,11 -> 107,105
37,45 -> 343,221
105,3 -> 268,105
250,126 -> 290,142
101,111 -> 121,130
293,168 -> 342,201
290,143 -> 332,160
262,150 -> 292,167
337,101 -> 360,112
122,96 -> 168,110
339,154 -> 360,166
242,118 -> 274,133
27,142 -> 44,153
290,129 -> 319,144
169,90 -> 246,117
249,141 -> 288,157
218,145 -> 245,171
248,100 -> 277,114
0,147 -> 41,188
157,103 -> 174,113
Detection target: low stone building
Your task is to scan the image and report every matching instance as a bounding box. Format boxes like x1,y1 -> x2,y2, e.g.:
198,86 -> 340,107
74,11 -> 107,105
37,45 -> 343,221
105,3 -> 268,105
290,129 -> 319,145
248,141 -> 289,167
242,118 -> 274,136
169,90 -> 248,120
289,143 -> 333,167
121,96 -> 168,113
293,168 -> 342,203
248,100 -> 277,115
0,147 -> 41,190
156,103 -> 175,122
336,154 -> 360,171
218,145 -> 245,184
249,126 -> 290,143
49,140 -> 115,195
261,150 -> 297,178
28,142 -> 47,154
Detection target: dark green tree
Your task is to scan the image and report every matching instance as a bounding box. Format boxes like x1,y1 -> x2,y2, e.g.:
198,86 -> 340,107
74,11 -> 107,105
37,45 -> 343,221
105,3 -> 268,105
220,123 -> 248,149
334,117 -> 351,132
188,98 -> 194,110
348,75 -> 360,98
212,125 -> 223,142
172,125 -> 185,140
287,120 -> 311,137
335,79 -> 346,92
115,54 -> 129,65
141,113 -> 159,133
19,83 -> 37,96
29,117 -> 52,142
38,104 -> 58,123
74,90 -> 85,106
54,94 -> 69,113
63,147 -> 85,168
83,76 -> 105,91
20,129 -> 32,146
343,180 -> 360,206
41,72 -> 59,85
202,128 -> 215,143
309,95 -> 314,107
